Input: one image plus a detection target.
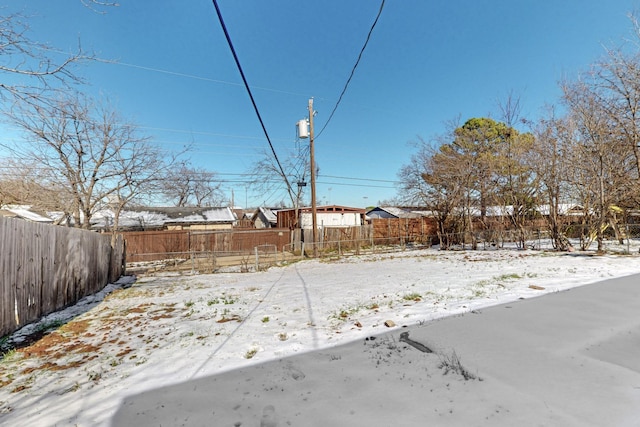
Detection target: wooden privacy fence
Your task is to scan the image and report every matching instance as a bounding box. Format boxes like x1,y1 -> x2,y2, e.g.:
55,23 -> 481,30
294,226 -> 372,253
0,216 -> 125,337
370,217 -> 438,244
122,228 -> 292,263
123,219 -> 439,264
291,218 -> 438,254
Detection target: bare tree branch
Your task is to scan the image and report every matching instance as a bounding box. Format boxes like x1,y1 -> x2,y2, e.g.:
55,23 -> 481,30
247,146 -> 310,208
160,161 -> 225,207
81,0 -> 120,14
2,92 -> 169,230
0,12 -> 89,102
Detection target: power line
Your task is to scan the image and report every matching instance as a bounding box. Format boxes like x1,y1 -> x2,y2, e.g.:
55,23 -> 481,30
40,45 -> 317,99
1,108 -> 292,145
315,0 -> 386,139
138,125 -> 291,142
320,174 -> 398,184
0,162 -> 399,187
38,32 -> 407,148
316,180 -> 394,189
94,57 -> 316,98
0,169 -> 396,190
210,0 -> 295,203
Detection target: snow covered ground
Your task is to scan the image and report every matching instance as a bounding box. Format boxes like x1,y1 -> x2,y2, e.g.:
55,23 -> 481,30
2,246 -> 640,426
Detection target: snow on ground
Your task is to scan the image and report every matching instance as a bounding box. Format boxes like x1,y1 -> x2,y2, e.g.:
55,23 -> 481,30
2,246 -> 640,426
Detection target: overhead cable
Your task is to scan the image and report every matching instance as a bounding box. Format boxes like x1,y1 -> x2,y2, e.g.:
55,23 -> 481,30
210,0 -> 295,203
315,0 -> 385,139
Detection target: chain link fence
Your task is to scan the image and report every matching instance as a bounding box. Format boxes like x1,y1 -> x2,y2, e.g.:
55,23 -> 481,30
126,224 -> 640,275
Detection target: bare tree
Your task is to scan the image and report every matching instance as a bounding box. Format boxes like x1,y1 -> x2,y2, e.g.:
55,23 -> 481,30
522,14 -> 640,251
496,90 -> 523,130
0,12 -> 89,104
495,93 -> 539,248
160,161 -> 225,207
81,0 -> 120,13
529,109 -> 575,251
248,146 -> 310,209
586,13 -> 640,187
0,0 -> 122,102
562,78 -> 635,251
399,116 -> 534,249
398,137 -> 467,248
3,92 -> 167,231
0,158 -> 74,214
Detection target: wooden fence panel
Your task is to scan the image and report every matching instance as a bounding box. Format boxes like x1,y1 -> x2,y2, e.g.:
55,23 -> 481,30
370,218 -> 438,244
123,230 -> 189,262
1,216 -> 124,337
122,228 -> 292,262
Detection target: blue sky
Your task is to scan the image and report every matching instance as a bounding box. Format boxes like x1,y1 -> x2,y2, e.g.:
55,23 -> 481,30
2,0 -> 640,208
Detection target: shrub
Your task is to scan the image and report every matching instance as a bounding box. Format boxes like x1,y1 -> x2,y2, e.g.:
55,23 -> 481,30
438,350 -> 480,381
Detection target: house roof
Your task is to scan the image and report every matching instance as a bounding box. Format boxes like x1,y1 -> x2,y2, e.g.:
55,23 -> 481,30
465,206 -> 514,217
91,206 -> 236,229
0,205 -> 54,223
253,207 -> 277,223
368,205 -> 587,218
384,207 -> 421,218
535,204 -> 584,216
366,207 -> 431,219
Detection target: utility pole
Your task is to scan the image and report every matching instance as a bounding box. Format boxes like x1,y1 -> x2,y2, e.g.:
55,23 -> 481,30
308,98 -> 318,258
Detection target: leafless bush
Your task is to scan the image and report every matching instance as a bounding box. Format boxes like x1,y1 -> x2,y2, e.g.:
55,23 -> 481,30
438,350 -> 480,381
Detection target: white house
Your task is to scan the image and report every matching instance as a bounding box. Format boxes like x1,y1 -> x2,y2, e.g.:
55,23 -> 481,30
277,205 -> 365,229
